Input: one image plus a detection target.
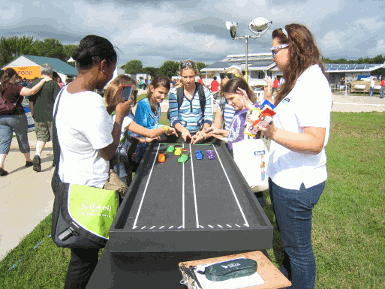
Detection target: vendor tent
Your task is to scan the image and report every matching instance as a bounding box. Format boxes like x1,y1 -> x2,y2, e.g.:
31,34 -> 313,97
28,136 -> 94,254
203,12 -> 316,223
2,55 -> 78,82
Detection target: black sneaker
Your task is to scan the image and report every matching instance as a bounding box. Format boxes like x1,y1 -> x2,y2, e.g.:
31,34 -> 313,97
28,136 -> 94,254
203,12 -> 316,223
33,155 -> 41,172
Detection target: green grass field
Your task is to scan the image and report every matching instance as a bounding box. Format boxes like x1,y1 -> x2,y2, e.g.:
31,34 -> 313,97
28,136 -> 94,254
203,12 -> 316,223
1,112 -> 384,288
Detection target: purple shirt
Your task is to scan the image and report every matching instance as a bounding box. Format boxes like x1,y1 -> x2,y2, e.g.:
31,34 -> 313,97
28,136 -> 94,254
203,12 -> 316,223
227,103 -> 261,150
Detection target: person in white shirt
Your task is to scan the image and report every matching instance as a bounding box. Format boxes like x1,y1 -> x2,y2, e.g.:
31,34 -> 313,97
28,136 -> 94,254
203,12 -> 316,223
53,35 -> 132,289
259,24 -> 332,289
369,77 -> 375,96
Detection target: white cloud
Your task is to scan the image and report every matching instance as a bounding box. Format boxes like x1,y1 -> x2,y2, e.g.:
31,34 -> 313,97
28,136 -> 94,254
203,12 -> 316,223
320,30 -> 345,49
0,4 -> 22,24
354,17 -> 383,30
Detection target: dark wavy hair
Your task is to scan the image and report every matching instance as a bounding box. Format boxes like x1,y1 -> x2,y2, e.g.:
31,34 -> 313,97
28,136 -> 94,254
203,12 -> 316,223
222,77 -> 257,103
72,35 -> 117,70
0,68 -> 18,92
147,75 -> 170,116
273,23 -> 329,105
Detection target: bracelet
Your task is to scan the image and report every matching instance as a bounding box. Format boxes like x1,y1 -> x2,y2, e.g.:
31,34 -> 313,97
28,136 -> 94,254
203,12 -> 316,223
162,125 -> 169,133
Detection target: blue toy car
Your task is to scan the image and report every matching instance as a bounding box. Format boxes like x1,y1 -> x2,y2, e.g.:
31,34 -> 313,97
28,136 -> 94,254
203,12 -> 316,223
195,150 -> 203,160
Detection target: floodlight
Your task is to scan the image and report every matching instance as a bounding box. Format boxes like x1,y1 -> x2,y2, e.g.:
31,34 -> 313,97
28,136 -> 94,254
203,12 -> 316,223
226,21 -> 238,39
249,17 -> 272,35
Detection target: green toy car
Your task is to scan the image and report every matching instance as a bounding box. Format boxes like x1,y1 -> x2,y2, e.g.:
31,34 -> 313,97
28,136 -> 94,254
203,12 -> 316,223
178,154 -> 189,163
167,145 -> 175,153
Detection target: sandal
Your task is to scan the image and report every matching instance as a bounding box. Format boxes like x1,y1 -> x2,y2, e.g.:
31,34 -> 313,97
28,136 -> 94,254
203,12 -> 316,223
0,168 -> 9,176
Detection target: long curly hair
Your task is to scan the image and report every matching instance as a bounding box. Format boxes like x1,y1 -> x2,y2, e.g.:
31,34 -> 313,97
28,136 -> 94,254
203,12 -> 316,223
273,23 -> 329,105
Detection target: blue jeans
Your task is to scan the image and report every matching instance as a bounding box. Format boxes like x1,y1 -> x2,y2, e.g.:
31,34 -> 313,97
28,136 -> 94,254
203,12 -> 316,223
369,87 -> 374,96
380,87 -> 385,98
269,178 -> 325,289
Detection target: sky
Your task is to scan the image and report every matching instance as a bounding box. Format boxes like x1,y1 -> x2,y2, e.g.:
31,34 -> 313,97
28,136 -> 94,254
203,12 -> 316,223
1,0 -> 384,68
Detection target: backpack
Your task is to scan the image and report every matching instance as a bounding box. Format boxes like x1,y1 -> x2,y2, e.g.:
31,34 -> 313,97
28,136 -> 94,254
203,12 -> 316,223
167,82 -> 206,119
0,88 -> 20,115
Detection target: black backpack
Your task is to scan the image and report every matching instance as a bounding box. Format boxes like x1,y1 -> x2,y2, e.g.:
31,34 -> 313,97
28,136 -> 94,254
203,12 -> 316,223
167,82 -> 206,119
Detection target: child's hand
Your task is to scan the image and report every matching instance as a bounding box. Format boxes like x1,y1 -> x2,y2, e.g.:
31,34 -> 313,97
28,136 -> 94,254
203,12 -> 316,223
180,128 -> 191,142
237,87 -> 254,110
167,127 -> 178,137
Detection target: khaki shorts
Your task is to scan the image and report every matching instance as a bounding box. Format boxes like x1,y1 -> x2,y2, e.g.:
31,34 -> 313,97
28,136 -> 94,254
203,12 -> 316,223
34,121 -> 53,142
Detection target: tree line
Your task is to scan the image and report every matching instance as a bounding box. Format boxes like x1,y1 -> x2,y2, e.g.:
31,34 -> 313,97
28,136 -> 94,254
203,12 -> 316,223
121,60 -> 207,78
0,35 -> 208,79
0,36 -> 77,68
1,35 -> 382,78
323,54 -> 385,64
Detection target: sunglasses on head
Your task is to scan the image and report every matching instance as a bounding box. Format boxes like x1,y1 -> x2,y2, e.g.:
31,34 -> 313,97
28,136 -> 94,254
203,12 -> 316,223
271,43 -> 289,58
179,61 -> 195,70
220,73 -> 239,80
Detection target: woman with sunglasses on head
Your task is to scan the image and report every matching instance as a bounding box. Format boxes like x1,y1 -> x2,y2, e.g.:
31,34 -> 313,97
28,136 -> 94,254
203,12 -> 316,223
168,60 -> 213,143
257,24 -> 332,289
104,74 -> 177,185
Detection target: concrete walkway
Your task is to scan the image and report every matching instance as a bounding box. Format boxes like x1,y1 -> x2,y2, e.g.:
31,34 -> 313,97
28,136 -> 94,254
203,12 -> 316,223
0,93 -> 384,261
0,133 -> 54,261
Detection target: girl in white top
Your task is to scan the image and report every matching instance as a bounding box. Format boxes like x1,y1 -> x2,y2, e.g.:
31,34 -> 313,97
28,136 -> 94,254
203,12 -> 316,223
104,74 -> 177,185
258,24 -> 332,289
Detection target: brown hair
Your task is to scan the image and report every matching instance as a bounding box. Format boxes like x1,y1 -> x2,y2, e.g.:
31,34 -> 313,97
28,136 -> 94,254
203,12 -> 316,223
272,23 -> 329,105
0,68 -> 18,92
104,74 -> 135,106
176,59 -> 199,88
222,77 -> 257,103
147,75 -> 170,116
219,67 -> 256,100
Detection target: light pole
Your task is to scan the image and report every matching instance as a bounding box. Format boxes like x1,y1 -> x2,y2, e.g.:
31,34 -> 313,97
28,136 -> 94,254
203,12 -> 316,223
226,18 -> 272,82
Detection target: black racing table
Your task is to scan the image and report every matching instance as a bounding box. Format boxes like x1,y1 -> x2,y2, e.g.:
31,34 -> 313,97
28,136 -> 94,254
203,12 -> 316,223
87,136 -> 273,289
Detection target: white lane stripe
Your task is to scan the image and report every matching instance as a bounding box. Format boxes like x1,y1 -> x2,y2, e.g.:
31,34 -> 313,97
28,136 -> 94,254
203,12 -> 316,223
141,226 -> 146,230
159,226 -> 164,229
217,224 -> 223,228
182,143 -> 185,229
150,226 -> 156,230
169,226 -> 174,229
235,224 -> 241,228
333,101 -> 385,107
212,145 -> 250,227
132,143 -> 161,229
190,143 -> 200,229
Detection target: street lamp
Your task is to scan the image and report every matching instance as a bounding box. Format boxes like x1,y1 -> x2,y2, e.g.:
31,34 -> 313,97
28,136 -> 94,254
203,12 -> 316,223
226,17 -> 272,82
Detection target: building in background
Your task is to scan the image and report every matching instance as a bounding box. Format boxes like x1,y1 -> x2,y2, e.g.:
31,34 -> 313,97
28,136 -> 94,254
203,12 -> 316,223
201,53 -> 384,87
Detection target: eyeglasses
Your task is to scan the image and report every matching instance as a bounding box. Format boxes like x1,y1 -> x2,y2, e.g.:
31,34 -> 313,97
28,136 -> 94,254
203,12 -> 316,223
220,73 -> 239,80
271,43 -> 289,58
179,61 -> 195,70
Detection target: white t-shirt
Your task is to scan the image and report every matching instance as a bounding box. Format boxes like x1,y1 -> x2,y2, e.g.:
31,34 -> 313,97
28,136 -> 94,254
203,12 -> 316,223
267,65 -> 332,190
112,114 -> 133,140
54,87 -> 113,188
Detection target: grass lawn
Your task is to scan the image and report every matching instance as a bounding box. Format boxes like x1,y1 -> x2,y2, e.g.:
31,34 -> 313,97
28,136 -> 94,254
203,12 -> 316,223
1,112 -> 384,288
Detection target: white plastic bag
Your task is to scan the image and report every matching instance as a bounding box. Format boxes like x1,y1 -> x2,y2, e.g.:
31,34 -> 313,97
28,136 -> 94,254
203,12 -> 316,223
233,138 -> 269,192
